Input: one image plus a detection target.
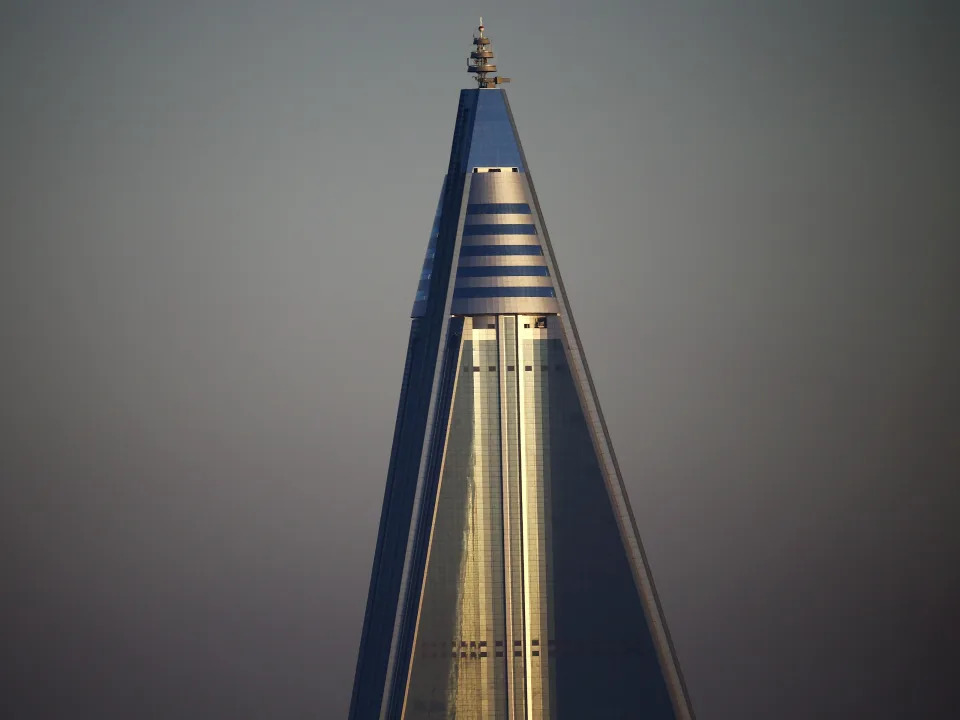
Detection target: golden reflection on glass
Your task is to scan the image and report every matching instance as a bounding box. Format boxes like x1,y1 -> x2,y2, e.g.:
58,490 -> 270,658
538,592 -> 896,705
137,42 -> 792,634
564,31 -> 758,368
405,316 -> 570,720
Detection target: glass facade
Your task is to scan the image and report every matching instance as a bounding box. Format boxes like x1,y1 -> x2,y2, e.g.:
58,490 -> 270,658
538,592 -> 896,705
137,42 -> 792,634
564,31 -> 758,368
463,224 -> 538,236
462,90 -> 525,172
454,288 -> 556,299
401,316 -> 675,719
467,203 -> 532,215
456,266 -> 549,278
460,245 -> 543,257
410,184 -> 446,317
539,336 -> 675,719
405,322 -> 508,718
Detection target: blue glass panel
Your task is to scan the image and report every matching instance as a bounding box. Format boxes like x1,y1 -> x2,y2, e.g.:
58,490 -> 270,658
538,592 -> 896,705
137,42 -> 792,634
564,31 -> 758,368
459,245 -> 543,256
463,224 -> 537,236
456,266 -> 549,277
467,203 -> 531,215
453,287 -> 556,298
463,90 -> 524,172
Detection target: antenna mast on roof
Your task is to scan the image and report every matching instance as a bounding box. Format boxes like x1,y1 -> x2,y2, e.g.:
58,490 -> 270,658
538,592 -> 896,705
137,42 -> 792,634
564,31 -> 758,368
468,19 -> 510,88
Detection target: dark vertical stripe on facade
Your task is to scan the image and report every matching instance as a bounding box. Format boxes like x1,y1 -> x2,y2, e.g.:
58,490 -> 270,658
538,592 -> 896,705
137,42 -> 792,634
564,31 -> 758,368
385,318 -> 464,720
348,91 -> 476,720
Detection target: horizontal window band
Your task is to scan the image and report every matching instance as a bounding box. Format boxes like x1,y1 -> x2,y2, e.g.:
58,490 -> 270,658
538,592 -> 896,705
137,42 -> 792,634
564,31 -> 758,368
456,266 -> 549,277
467,203 -> 531,215
461,235 -> 544,247
453,287 -> 557,298
464,213 -> 532,226
450,296 -> 561,313
459,245 -> 543,256
463,224 -> 537,236
455,275 -> 553,288
458,255 -> 547,267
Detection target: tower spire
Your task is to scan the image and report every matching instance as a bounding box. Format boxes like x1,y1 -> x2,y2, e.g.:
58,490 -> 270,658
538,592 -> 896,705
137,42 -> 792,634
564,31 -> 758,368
468,19 -> 510,88
349,32 -> 696,720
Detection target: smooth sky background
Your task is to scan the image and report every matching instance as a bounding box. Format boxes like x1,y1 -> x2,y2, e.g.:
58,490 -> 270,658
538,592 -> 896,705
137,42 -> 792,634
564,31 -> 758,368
2,0 -> 958,717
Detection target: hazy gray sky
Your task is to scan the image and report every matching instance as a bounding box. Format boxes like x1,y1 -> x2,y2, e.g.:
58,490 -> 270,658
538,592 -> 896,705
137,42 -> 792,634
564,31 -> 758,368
2,1 -> 958,717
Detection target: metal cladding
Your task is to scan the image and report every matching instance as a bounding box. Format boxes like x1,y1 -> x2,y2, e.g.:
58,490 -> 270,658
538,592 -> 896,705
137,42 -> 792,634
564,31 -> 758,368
350,24 -> 696,720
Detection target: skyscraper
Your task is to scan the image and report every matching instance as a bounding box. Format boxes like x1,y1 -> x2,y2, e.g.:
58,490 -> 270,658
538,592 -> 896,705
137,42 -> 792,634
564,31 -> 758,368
349,23 -> 695,720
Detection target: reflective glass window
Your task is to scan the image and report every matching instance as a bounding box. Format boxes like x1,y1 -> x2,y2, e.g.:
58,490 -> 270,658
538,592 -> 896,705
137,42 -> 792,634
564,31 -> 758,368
456,266 -> 549,277
459,245 -> 543,256
453,287 -> 556,298
467,203 -> 531,215
463,224 -> 537,236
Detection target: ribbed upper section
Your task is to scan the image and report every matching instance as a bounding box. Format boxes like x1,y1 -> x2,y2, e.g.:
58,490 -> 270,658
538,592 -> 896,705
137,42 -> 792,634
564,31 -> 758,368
451,172 -> 558,315
411,89 -> 560,318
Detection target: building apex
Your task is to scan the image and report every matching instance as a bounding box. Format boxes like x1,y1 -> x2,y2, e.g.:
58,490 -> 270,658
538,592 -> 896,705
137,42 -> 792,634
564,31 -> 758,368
468,19 -> 510,88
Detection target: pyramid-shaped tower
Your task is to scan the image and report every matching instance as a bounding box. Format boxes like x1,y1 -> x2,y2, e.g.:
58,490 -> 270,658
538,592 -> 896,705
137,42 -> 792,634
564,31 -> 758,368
349,23 -> 695,720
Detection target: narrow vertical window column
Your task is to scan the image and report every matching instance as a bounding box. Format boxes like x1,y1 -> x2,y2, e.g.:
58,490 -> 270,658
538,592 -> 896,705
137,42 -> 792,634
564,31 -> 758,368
498,315 -> 525,720
515,315 -> 556,719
